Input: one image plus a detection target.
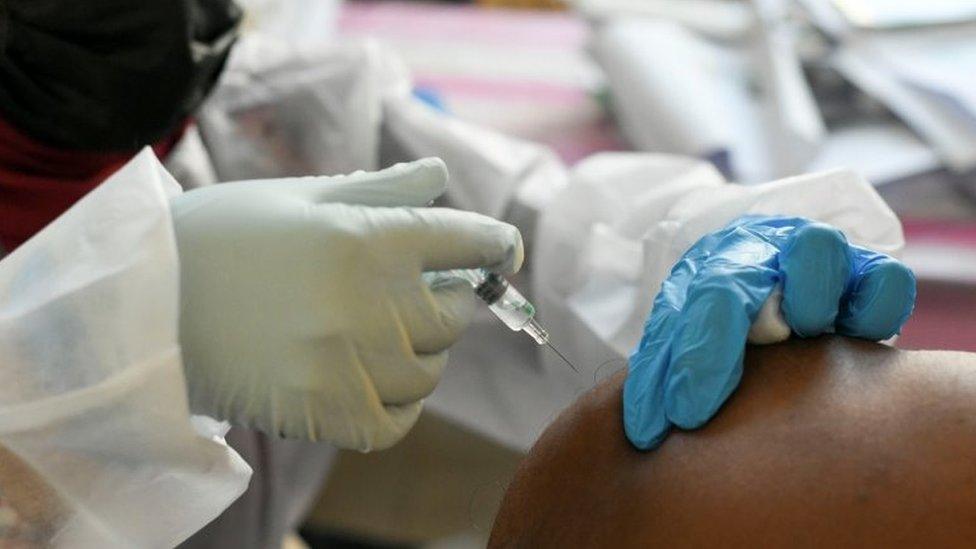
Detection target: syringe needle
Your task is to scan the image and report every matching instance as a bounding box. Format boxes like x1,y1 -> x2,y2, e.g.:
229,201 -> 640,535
453,268 -> 580,374
545,341 -> 579,373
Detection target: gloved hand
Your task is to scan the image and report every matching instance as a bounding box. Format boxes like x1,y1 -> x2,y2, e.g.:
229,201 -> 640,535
624,215 -> 916,450
171,158 -> 523,451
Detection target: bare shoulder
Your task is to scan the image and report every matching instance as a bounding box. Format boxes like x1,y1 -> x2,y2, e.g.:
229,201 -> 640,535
490,337 -> 976,548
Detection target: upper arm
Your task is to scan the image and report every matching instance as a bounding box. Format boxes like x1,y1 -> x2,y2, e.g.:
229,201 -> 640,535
490,337 -> 976,548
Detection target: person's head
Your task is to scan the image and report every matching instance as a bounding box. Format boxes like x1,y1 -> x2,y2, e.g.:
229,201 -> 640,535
490,337 -> 976,548
0,1 -> 241,150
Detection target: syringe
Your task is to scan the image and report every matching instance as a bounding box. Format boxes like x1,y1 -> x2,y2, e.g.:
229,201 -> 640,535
449,269 -> 579,372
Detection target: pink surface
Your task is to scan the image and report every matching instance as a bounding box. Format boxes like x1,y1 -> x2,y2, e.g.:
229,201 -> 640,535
545,119 -> 626,164
903,217 -> 976,247
340,1 -> 626,163
899,217 -> 976,351
339,1 -> 587,48
412,75 -> 587,105
898,280 -> 976,352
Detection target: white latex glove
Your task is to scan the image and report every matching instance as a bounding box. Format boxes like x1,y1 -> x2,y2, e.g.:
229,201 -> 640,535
171,158 -> 523,451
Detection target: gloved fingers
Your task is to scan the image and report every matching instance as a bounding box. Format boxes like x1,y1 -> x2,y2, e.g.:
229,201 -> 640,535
362,326 -> 451,406
376,351 -> 450,406
308,157 -> 449,207
399,275 -> 479,354
624,230 -> 778,449
663,280 -> 758,429
624,306 -> 680,450
779,223 -> 851,337
328,398 -> 424,452
624,350 -> 673,450
837,247 -> 916,340
293,340 -> 426,450
403,208 -> 524,275
369,401 -> 425,451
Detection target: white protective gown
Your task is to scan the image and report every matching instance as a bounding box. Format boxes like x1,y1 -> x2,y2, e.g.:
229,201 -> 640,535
0,150 -> 250,548
0,36 -> 904,547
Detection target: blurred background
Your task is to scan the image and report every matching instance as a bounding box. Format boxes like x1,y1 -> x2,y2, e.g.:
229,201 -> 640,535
233,1 -> 976,547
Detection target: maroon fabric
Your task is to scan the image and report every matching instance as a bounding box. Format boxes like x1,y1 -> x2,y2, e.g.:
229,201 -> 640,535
0,115 -> 185,251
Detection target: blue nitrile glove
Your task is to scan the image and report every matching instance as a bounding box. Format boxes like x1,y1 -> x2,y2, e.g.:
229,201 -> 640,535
623,215 -> 916,450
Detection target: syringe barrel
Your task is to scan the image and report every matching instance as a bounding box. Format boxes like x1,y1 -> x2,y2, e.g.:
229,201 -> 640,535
448,268 -> 537,332
486,280 -> 537,333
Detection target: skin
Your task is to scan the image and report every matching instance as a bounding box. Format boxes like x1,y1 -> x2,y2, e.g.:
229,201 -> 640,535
489,337 -> 976,548
0,445 -> 64,545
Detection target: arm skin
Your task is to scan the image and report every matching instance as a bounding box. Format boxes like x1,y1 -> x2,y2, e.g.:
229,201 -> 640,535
490,337 -> 976,548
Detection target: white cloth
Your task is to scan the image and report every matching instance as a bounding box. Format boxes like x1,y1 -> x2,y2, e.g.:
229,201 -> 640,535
591,20 -> 742,166
198,36 -> 410,181
382,95 -> 568,224
179,429 -> 335,549
0,150 -> 250,548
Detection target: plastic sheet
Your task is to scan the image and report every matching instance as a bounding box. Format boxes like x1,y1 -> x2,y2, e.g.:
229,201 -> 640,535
198,36 -> 408,180
0,150 -> 250,548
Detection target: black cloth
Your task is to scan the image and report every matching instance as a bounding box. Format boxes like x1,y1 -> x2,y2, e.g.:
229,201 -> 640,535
0,0 -> 241,151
